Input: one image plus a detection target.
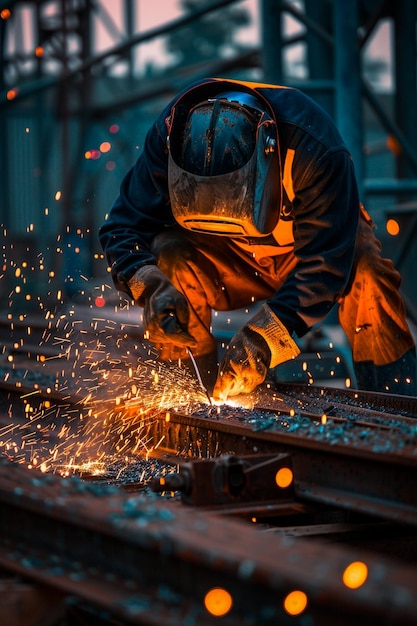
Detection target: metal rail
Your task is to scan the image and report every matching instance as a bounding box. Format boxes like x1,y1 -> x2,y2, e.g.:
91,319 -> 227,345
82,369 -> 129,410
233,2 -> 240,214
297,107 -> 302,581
137,383 -> 417,525
2,361 -> 417,526
1,457 -> 417,625
1,315 -> 417,623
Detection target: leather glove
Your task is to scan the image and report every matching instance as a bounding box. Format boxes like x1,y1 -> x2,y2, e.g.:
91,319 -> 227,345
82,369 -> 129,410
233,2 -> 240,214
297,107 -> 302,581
213,303 -> 300,401
128,265 -> 197,350
213,326 -> 271,401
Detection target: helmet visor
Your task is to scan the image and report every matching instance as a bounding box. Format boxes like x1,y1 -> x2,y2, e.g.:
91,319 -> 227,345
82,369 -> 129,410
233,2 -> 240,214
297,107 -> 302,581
168,109 -> 281,237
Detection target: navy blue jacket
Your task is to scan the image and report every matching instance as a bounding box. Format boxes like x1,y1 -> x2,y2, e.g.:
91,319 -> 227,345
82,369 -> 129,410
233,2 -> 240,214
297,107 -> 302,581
99,78 -> 360,338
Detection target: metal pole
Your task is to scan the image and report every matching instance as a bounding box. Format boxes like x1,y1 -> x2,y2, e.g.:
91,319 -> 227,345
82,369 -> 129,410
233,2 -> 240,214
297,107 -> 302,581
260,0 -> 283,83
393,0 -> 417,182
59,0 -> 71,229
124,0 -> 135,85
333,0 -> 364,198
304,0 -> 334,116
0,17 -> 9,224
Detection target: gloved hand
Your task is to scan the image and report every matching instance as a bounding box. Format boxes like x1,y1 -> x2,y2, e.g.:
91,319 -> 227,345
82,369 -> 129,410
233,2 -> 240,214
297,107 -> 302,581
128,265 -> 197,351
213,326 -> 271,401
213,303 -> 300,402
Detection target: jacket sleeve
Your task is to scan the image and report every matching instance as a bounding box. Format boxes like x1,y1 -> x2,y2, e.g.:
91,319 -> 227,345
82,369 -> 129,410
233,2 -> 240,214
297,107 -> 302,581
267,146 -> 360,337
98,109 -> 174,296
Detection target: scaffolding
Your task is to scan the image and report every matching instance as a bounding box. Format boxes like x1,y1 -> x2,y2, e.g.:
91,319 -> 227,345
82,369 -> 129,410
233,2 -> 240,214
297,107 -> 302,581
0,0 -> 416,310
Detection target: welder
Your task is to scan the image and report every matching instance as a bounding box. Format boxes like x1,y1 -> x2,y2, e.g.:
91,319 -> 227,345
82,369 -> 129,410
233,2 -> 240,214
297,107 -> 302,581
99,78 -> 416,400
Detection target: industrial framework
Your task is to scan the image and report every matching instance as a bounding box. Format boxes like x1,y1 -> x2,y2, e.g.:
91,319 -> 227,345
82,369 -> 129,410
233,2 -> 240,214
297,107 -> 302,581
1,4 -> 417,624
1,0 -> 417,312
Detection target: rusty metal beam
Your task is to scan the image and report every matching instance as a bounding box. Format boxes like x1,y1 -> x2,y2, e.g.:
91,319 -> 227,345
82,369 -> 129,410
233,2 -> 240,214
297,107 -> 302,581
0,578 -> 65,626
140,385 -> 417,525
2,342 -> 417,527
1,458 -> 417,625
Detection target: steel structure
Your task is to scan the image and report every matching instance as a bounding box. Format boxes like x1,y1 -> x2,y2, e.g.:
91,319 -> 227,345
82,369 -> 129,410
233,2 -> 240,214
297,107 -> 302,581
2,456 -> 417,626
1,7 -> 417,621
0,0 -> 417,307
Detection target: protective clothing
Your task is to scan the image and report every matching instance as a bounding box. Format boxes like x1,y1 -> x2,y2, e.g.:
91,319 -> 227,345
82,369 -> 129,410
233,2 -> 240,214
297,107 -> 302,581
214,328 -> 270,401
100,77 -> 416,398
354,347 -> 416,396
213,304 -> 300,400
338,206 -> 414,368
168,91 -> 280,237
338,206 -> 416,394
128,265 -> 197,358
100,78 -> 359,338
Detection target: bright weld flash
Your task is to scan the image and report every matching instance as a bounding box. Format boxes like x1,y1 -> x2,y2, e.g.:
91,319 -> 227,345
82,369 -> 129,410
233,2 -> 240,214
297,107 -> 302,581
214,396 -> 253,409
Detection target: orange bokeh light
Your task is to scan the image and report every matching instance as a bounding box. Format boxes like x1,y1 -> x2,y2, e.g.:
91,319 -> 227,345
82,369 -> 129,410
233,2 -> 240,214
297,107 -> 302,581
342,561 -> 368,589
100,141 -> 111,153
204,588 -> 233,617
386,218 -> 400,236
95,295 -> 106,308
386,134 -> 402,156
283,590 -> 308,615
276,466 -> 293,488
7,88 -> 18,100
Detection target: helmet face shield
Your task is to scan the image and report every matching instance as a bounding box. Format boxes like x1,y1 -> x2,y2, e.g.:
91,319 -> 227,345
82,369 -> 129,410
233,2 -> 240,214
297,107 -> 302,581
168,95 -> 281,237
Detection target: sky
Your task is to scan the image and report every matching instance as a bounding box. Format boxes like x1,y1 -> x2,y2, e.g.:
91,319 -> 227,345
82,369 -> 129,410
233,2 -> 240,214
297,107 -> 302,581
95,0 -> 260,71
93,0 -> 392,89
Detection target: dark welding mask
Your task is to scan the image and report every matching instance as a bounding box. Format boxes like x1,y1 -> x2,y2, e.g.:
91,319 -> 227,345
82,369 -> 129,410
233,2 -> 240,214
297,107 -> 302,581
167,91 -> 281,237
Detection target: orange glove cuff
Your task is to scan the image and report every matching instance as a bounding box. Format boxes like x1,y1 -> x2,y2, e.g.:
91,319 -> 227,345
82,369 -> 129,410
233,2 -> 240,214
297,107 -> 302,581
247,303 -> 300,368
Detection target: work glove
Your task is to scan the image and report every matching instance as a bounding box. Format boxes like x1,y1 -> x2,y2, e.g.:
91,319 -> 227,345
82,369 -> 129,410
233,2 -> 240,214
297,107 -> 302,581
128,265 -> 197,352
213,303 -> 300,402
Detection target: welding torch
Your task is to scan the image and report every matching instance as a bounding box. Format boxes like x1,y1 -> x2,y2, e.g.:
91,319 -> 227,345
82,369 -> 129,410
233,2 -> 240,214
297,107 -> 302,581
161,311 -> 213,405
187,347 -> 213,406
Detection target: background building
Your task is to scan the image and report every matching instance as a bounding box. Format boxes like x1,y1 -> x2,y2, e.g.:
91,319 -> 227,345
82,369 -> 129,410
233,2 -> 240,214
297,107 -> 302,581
1,0 -> 416,323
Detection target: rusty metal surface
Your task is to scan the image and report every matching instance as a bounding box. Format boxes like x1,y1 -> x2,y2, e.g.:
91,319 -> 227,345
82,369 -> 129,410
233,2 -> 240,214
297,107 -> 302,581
2,312 -> 417,623
139,388 -> 417,525
1,457 -> 417,625
0,577 -> 65,626
2,370 -> 417,525
151,453 -> 297,507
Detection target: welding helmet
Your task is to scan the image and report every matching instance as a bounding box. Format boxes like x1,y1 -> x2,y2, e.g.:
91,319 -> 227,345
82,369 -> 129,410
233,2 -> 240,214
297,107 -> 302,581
167,90 -> 281,237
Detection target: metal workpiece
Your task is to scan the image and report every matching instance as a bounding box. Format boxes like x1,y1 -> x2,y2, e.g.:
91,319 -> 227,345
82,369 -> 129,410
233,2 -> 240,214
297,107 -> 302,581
1,457 -> 417,626
142,384 -> 417,525
1,313 -> 417,623
3,355 -> 417,526
151,453 -> 295,507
